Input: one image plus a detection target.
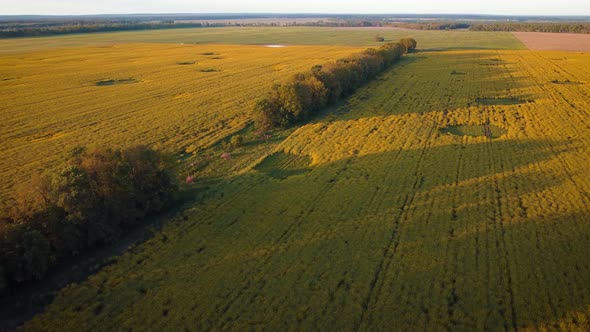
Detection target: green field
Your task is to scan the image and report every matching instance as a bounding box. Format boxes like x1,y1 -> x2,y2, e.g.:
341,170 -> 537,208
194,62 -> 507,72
2,27 -> 590,330
0,27 -> 525,54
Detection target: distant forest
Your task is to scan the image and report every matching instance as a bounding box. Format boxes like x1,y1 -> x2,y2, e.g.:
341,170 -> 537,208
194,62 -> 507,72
1,14 -> 590,38
0,21 -> 206,38
470,22 -> 590,34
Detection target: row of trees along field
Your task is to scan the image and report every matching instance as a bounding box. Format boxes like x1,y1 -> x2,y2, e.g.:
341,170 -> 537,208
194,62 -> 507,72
0,146 -> 178,293
388,22 -> 471,30
470,22 -> 590,34
0,22 -> 207,38
254,38 -> 417,130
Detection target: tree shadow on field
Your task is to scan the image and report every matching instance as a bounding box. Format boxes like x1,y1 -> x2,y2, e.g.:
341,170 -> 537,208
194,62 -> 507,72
18,137 -> 590,331
167,137 -> 588,331
355,208 -> 590,332
317,50 -> 535,121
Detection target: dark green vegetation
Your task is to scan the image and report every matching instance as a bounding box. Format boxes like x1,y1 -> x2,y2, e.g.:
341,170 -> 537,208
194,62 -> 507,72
95,78 -> 138,86
254,152 -> 313,180
198,68 -> 220,72
551,79 -> 583,85
0,21 -> 207,38
390,22 -> 472,30
393,21 -> 590,34
254,38 -> 416,130
475,97 -> 529,105
471,22 -> 590,34
440,124 -> 506,139
0,146 -> 177,293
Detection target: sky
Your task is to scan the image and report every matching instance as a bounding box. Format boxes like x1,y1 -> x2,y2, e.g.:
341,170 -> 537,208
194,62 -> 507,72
1,0 -> 590,16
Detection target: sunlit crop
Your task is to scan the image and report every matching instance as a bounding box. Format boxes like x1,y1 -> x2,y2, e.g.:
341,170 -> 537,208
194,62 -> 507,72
21,48 -> 590,331
0,43 -> 362,200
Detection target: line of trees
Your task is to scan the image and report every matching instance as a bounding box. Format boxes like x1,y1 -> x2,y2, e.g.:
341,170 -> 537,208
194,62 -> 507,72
0,22 -> 207,38
254,38 -> 417,131
0,146 -> 178,293
470,22 -> 590,34
388,22 -> 471,30
0,21 -> 390,38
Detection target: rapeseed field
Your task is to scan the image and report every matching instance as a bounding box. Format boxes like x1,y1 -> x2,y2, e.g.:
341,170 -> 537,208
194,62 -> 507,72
0,43 -> 362,200
21,49 -> 590,330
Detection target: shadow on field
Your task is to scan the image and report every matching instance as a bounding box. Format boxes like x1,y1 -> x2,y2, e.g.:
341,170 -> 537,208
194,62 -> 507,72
189,139 -> 588,331
314,51 -> 535,122
156,138 -> 589,331
26,137 -> 590,331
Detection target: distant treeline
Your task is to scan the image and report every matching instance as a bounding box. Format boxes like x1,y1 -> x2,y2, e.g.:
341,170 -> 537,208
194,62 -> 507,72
389,22 -> 471,30
0,19 -> 395,38
4,18 -> 590,38
0,146 -> 178,293
0,22 -> 209,38
470,22 -> 590,34
254,38 -> 417,131
387,21 -> 590,34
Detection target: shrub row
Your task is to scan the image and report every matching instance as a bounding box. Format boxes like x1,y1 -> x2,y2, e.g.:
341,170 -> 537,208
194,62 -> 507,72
471,22 -> 590,34
0,146 -> 178,293
254,38 -> 417,130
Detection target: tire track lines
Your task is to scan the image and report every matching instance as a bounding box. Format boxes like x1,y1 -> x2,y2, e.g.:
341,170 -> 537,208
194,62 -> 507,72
443,134 -> 466,330
212,127 -> 377,328
485,133 -> 518,330
355,116 -> 439,331
518,54 -> 590,203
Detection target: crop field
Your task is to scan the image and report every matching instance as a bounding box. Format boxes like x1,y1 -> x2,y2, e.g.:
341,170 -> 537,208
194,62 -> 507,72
513,32 -> 590,51
0,27 -> 525,54
19,47 -> 590,331
0,43 -> 363,200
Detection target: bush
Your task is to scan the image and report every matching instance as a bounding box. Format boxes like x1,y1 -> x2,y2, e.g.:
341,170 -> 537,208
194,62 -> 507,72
400,38 -> 418,53
0,145 -> 178,289
230,135 -> 244,148
0,223 -> 51,283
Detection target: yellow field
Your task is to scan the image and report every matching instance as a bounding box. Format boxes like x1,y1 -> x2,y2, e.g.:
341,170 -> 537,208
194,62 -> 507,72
22,49 -> 590,330
0,43 -> 362,200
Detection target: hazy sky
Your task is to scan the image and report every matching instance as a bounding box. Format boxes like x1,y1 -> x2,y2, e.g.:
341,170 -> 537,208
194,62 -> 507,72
1,0 -> 589,16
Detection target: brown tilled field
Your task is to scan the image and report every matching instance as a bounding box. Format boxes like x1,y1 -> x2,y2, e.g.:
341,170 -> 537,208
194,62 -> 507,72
513,31 -> 590,51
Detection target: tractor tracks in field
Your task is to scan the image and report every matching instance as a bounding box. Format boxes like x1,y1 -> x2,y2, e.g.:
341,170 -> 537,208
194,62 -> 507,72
519,53 -> 590,204
355,117 -> 439,331
212,121 -> 387,328
485,131 -> 519,331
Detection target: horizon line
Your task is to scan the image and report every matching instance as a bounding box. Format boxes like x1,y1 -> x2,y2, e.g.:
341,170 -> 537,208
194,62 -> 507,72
2,12 -> 590,18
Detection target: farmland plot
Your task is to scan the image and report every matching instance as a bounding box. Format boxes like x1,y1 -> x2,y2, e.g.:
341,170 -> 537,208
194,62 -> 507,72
0,43 -> 361,200
23,50 -> 590,330
0,27 -> 525,54
513,31 -> 590,51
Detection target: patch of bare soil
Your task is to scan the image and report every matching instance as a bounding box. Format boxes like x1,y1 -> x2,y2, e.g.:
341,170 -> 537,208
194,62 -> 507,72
513,32 -> 590,51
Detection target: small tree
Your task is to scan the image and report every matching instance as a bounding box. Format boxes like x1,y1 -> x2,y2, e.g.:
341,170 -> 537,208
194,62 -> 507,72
253,94 -> 288,131
0,223 -> 51,283
400,38 -> 418,52
230,134 -> 244,148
